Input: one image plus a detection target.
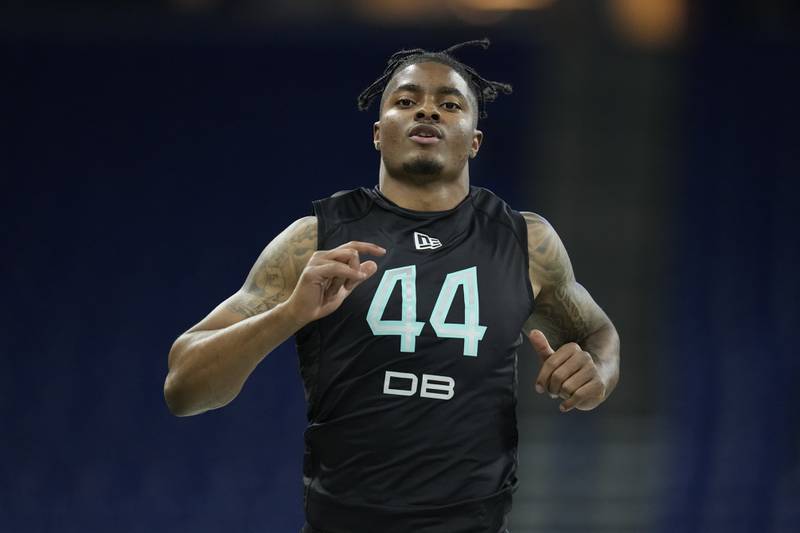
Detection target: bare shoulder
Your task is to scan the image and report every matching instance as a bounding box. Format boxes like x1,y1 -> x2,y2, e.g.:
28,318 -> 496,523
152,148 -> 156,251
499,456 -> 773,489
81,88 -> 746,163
519,211 -> 575,295
226,216 -> 317,317
520,210 -> 613,348
520,210 -> 550,230
241,216 -> 318,294
181,216 -> 317,335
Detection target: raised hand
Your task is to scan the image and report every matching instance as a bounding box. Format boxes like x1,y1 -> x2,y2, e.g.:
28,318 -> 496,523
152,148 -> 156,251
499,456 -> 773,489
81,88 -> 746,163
528,329 -> 607,413
285,241 -> 386,326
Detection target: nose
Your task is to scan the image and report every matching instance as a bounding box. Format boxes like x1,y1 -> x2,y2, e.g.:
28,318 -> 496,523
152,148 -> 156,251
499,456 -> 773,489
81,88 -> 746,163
415,100 -> 440,122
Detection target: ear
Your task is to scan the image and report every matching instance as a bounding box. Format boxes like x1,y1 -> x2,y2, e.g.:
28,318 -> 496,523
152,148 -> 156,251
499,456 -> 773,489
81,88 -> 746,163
470,129 -> 483,159
373,121 -> 381,151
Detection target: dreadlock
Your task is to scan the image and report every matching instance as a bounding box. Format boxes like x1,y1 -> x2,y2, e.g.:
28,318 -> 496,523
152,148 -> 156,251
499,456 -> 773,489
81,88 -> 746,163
356,38 -> 512,121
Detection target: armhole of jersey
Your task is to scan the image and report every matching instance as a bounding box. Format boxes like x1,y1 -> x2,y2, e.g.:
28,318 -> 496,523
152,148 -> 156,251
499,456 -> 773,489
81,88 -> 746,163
311,199 -> 327,250
517,211 -> 537,316
311,189 -> 375,251
471,188 -> 537,316
298,199 -> 327,423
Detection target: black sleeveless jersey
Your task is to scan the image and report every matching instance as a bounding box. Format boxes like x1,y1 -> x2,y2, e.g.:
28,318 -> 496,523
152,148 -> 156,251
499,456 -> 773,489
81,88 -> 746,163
295,186 -> 535,533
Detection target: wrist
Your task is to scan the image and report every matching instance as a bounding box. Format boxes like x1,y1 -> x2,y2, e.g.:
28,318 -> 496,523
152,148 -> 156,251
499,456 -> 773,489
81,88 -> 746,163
276,298 -> 309,332
594,359 -> 618,398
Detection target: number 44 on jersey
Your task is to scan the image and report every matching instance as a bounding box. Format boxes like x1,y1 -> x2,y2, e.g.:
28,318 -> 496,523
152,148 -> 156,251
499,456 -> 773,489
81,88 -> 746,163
366,265 -> 488,357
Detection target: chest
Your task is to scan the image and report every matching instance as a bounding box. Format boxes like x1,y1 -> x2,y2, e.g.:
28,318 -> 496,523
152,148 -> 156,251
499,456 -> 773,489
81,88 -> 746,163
322,212 -> 532,361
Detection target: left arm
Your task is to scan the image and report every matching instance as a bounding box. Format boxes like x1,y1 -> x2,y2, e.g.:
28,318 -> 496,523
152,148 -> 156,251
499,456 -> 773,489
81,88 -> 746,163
521,211 -> 620,412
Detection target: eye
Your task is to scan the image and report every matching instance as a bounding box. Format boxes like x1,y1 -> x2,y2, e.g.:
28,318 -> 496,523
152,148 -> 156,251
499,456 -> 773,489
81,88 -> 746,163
396,98 -> 414,107
442,101 -> 462,111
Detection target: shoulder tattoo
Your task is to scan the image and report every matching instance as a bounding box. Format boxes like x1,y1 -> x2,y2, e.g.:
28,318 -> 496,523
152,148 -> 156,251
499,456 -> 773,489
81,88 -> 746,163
521,212 -> 598,346
226,216 -> 317,318
522,211 -> 574,287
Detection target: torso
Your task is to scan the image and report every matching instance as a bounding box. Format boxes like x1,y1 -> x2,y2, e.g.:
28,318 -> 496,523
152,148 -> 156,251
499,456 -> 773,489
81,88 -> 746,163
295,185 -> 534,533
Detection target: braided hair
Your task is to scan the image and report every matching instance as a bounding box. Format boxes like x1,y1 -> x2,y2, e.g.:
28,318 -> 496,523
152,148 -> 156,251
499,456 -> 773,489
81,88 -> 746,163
356,38 -> 512,122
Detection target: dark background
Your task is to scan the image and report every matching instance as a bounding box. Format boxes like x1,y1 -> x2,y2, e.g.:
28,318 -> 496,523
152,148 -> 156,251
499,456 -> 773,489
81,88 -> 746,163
2,1 -> 798,532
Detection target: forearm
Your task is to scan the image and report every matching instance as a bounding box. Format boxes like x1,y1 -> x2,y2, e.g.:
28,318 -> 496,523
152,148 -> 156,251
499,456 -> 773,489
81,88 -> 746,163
581,321 -> 620,397
164,301 -> 303,416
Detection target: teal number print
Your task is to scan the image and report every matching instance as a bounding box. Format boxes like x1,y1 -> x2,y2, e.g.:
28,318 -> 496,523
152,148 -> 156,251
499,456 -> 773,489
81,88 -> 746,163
366,265 -> 426,353
367,265 -> 487,357
429,267 -> 487,357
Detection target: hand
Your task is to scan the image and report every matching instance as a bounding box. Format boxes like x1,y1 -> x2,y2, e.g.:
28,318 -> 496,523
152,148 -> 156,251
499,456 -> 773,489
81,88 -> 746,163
284,241 -> 385,327
527,329 -> 606,413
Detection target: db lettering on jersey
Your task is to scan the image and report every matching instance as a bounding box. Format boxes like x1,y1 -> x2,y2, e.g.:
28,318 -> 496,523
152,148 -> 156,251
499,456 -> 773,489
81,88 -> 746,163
383,370 -> 455,400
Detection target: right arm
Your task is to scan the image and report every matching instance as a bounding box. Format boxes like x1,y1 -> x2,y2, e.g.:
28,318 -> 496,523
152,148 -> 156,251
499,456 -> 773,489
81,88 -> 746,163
163,216 -> 384,416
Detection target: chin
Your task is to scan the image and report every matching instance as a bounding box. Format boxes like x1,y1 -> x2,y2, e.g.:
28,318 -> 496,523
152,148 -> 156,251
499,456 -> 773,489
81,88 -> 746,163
401,156 -> 445,177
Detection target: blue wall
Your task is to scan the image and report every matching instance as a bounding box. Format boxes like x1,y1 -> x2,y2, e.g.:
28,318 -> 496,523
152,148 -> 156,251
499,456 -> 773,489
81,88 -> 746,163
2,12 -> 799,533
1,33 -> 534,532
660,32 -> 800,532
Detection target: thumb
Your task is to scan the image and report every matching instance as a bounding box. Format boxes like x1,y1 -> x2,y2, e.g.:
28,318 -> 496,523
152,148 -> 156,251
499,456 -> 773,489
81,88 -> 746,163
528,329 -> 555,361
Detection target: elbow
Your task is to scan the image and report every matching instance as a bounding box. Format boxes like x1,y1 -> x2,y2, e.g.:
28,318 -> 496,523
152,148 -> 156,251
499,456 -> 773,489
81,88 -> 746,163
164,368 -> 235,418
163,336 -> 236,417
163,369 -> 219,417
164,336 -> 208,417
163,372 -> 194,417
164,339 -> 191,416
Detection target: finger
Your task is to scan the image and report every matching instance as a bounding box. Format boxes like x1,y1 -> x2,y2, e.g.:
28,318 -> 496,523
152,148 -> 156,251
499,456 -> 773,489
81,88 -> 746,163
534,346 -> 572,394
319,247 -> 361,267
324,276 -> 346,301
560,380 -> 603,413
344,260 -> 378,291
546,351 -> 589,396
528,330 -> 555,363
558,365 -> 595,400
325,260 -> 379,303
334,249 -> 360,290
333,241 -> 387,257
310,262 -> 367,283
338,249 -> 361,292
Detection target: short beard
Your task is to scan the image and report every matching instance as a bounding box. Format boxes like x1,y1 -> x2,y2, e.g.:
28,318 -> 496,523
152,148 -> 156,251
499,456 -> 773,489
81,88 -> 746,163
402,156 -> 444,177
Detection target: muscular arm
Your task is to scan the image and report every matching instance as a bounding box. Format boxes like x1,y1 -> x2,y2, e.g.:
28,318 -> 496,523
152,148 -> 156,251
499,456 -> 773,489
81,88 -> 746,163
521,212 -> 620,399
163,216 -> 317,417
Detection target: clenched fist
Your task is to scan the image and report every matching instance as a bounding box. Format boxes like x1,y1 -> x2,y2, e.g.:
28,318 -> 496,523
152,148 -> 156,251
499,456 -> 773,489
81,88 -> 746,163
528,329 -> 607,413
285,241 -> 385,327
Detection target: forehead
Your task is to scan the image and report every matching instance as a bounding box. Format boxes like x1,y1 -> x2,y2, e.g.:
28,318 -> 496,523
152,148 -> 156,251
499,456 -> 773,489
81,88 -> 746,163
385,61 -> 472,97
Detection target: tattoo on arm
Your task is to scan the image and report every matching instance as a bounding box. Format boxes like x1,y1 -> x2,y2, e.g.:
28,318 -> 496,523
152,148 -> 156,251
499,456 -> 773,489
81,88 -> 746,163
522,212 -> 607,348
225,217 -> 317,318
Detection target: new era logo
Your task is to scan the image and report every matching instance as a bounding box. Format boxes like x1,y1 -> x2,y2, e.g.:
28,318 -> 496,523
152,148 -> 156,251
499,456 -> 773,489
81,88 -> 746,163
414,232 -> 442,250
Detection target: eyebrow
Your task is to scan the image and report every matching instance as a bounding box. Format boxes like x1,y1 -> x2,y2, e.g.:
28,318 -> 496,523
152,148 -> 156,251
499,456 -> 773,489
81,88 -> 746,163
392,83 -> 469,102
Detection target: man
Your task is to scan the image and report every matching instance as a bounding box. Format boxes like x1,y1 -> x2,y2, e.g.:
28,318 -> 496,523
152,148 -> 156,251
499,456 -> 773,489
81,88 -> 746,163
164,39 -> 620,533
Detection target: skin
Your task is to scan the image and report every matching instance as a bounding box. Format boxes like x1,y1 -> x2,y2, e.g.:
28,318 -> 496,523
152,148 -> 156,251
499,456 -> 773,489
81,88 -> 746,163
522,212 -> 620,411
373,61 -> 482,211
163,60 -> 619,417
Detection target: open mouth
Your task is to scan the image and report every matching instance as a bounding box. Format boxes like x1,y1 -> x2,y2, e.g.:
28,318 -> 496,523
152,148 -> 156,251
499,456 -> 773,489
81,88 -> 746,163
408,124 -> 442,145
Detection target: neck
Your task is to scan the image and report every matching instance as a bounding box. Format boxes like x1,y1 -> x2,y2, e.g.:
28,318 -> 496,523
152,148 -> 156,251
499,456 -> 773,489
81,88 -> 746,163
377,160 -> 470,211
